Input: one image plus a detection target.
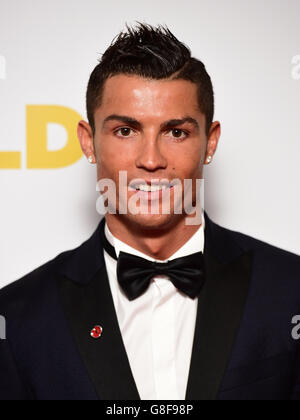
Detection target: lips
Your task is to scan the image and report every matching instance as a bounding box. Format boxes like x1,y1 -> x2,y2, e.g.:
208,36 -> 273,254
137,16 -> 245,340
127,179 -> 175,201
133,184 -> 170,192
128,179 -> 174,192
135,188 -> 173,202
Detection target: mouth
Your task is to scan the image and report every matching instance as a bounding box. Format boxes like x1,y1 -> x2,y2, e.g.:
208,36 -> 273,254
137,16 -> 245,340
128,180 -> 175,200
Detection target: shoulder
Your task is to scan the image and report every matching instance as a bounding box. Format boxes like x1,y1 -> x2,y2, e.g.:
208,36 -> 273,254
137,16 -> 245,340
211,218 -> 300,289
209,214 -> 300,262
0,220 -> 104,319
0,249 -> 74,318
207,218 -> 300,323
228,224 -> 299,266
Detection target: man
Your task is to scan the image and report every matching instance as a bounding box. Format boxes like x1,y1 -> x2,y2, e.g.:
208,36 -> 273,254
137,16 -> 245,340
0,23 -> 299,401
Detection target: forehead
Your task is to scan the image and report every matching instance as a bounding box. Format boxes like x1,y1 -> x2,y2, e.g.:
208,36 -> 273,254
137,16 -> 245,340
96,74 -> 201,119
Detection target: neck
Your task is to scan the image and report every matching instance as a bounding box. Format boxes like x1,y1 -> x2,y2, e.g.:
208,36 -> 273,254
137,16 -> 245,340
105,214 -> 203,261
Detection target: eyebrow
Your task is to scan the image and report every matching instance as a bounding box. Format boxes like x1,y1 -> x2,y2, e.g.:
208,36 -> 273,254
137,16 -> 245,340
102,114 -> 200,131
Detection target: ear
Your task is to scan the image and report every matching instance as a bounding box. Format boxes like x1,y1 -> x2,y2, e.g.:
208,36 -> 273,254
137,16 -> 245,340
77,120 -> 96,163
204,121 -> 221,165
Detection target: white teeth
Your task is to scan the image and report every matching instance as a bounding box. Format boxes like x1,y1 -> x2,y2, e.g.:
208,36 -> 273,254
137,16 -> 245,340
136,184 -> 168,192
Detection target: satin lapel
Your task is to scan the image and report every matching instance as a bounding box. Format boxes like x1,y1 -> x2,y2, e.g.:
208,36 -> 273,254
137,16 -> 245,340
57,264 -> 140,400
185,216 -> 253,400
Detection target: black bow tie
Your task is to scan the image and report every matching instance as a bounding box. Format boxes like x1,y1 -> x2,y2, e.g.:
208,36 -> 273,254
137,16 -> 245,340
100,221 -> 206,301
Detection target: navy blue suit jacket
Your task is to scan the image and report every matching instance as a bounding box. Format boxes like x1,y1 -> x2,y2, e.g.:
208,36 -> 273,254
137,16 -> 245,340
0,212 -> 300,400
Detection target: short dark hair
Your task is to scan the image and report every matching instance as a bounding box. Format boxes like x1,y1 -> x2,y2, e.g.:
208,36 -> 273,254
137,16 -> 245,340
86,22 -> 214,135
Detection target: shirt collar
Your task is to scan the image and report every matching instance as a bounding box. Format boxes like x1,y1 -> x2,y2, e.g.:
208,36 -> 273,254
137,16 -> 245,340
104,210 -> 205,263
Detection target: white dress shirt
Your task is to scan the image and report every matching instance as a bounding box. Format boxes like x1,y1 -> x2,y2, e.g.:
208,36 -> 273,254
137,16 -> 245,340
103,213 -> 205,400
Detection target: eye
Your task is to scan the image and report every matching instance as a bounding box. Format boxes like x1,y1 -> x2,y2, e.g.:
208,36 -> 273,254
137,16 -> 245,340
167,128 -> 189,140
166,128 -> 189,140
115,127 -> 136,137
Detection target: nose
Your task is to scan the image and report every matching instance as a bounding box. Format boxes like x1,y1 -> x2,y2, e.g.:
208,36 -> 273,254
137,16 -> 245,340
135,135 -> 168,172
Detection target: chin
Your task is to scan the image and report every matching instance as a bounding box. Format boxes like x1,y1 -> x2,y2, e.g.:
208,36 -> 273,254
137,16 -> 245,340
124,212 -> 181,232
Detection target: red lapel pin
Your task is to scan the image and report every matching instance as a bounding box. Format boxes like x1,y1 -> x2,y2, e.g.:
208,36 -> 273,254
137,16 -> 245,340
90,325 -> 103,339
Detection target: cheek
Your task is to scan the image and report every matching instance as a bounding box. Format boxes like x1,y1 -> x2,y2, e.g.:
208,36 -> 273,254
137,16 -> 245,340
96,139 -> 136,183
96,138 -> 130,169
170,148 -> 203,177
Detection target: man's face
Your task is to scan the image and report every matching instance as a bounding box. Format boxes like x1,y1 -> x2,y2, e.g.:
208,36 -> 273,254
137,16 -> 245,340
81,74 -> 219,230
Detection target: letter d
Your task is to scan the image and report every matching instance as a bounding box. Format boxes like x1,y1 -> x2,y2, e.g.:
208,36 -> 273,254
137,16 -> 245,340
26,105 -> 83,169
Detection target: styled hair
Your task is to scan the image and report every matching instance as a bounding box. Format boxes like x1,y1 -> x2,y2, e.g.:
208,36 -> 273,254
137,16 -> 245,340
86,22 -> 214,135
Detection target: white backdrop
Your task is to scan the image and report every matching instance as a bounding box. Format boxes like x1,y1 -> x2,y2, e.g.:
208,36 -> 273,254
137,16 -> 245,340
1,0 -> 299,288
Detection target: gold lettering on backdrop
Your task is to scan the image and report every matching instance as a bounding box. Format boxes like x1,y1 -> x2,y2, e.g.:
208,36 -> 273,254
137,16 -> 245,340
0,106 -> 84,169
0,152 -> 22,169
26,105 -> 83,169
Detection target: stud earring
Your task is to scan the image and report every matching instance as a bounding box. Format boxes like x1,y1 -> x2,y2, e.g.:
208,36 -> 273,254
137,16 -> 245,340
88,156 -> 94,164
206,155 -> 212,164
